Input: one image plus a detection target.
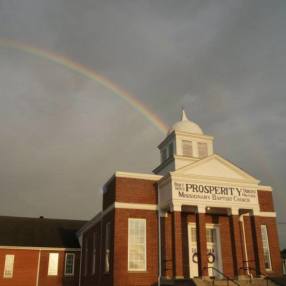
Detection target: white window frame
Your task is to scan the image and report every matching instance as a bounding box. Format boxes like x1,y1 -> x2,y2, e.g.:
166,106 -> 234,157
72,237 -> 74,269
92,232 -> 96,275
48,253 -> 59,276
3,254 -> 14,278
128,218 -> 147,272
64,253 -> 75,276
261,225 -> 272,271
105,222 -> 111,273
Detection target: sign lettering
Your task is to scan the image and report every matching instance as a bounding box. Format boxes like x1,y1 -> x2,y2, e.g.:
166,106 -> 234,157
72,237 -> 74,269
173,182 -> 258,204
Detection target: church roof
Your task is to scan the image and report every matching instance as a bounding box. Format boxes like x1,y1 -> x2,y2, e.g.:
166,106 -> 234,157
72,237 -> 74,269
0,216 -> 86,248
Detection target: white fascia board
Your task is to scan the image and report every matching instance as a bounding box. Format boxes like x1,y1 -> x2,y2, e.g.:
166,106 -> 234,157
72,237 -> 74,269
259,212 -> 277,218
0,246 -> 81,251
115,171 -> 162,181
114,202 -> 157,211
174,130 -> 214,140
258,185 -> 273,192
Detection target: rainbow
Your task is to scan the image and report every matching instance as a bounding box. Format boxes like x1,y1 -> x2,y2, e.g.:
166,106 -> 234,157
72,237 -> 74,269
0,38 -> 169,134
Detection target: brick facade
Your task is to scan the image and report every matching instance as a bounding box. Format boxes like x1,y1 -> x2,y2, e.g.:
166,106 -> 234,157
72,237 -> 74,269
79,174 -> 282,286
0,248 -> 80,286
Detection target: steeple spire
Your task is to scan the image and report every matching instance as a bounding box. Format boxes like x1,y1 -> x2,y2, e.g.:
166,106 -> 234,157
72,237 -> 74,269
181,108 -> 189,121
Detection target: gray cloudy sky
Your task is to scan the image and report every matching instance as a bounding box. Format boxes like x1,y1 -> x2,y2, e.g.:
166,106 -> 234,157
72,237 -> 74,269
0,0 -> 286,247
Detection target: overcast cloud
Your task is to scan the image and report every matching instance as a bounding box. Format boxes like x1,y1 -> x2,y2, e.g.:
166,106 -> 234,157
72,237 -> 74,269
0,0 -> 286,247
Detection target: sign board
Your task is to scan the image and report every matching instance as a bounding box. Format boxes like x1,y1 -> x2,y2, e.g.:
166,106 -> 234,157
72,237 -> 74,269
173,182 -> 258,206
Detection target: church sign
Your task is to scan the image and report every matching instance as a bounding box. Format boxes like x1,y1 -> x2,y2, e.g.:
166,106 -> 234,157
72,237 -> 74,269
173,182 -> 258,205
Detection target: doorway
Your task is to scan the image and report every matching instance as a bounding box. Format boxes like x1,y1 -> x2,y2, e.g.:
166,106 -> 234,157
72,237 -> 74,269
188,223 -> 223,278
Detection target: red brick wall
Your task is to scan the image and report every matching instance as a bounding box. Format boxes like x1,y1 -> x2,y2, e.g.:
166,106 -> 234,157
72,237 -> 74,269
259,217 -> 282,276
113,208 -> 158,286
219,215 -> 235,277
38,250 -> 80,286
0,249 -> 38,286
80,210 -> 115,286
115,177 -> 157,205
258,191 -> 275,212
243,215 -> 282,277
0,248 -> 80,286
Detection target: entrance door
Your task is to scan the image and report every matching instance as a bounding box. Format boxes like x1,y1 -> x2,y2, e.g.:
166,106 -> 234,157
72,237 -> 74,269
188,223 -> 199,277
206,225 -> 223,277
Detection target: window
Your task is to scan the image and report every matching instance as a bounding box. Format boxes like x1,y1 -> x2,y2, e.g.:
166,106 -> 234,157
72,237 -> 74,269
92,232 -> 96,275
261,225 -> 272,271
206,228 -> 216,243
105,222 -> 111,273
64,253 -> 75,276
198,142 -> 208,158
48,253 -> 59,276
168,143 -> 174,158
128,218 -> 146,271
182,140 -> 193,157
161,148 -> 167,162
84,239 -> 88,276
3,254 -> 14,278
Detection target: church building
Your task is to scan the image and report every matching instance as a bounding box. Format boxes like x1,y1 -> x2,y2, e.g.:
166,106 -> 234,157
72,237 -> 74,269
78,111 -> 282,286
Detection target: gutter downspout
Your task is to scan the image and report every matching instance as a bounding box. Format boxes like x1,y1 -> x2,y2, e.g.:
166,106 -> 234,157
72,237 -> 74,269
157,183 -> 162,286
239,213 -> 250,276
35,249 -> 41,286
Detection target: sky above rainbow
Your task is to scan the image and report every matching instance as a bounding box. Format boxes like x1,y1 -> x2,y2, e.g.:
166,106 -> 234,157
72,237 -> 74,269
0,0 -> 285,247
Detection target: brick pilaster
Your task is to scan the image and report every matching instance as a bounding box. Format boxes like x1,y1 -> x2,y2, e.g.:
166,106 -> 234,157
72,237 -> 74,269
196,211 -> 208,277
229,215 -> 244,276
251,215 -> 265,276
172,211 -> 184,278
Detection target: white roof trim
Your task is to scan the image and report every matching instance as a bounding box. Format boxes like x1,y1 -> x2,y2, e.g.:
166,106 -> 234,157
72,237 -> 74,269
172,154 -> 260,184
0,246 -> 80,251
259,212 -> 276,218
258,185 -> 273,192
114,202 -> 157,211
115,171 -> 162,181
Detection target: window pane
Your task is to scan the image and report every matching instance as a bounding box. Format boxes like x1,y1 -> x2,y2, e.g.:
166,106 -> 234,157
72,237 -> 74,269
92,232 -> 96,275
261,225 -> 272,270
191,227 -> 197,241
3,255 -> 14,278
84,239 -> 89,276
128,218 -> 146,271
65,253 -> 75,275
198,142 -> 208,158
105,222 -> 111,273
48,253 -> 59,276
182,140 -> 193,157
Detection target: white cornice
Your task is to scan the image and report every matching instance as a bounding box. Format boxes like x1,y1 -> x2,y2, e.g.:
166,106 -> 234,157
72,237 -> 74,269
174,130 -> 214,140
258,185 -> 273,192
259,212 -> 276,218
0,246 -> 80,251
114,202 -> 157,211
77,201 -> 159,235
115,171 -> 162,181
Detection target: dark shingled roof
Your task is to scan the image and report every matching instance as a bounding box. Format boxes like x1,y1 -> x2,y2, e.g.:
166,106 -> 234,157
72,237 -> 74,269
0,216 -> 87,248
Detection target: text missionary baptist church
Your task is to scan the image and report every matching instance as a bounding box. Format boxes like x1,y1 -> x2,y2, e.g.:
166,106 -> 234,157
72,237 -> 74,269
0,111 -> 284,286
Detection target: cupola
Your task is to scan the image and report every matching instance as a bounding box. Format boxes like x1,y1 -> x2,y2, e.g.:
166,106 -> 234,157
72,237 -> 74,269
153,110 -> 214,175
